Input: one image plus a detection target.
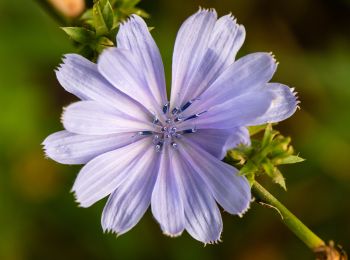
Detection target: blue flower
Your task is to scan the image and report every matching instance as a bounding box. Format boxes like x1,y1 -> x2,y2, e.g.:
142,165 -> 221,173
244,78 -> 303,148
43,9 -> 298,244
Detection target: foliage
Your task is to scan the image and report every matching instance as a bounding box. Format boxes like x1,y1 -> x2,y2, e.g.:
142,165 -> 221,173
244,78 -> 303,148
227,124 -> 304,190
61,0 -> 148,60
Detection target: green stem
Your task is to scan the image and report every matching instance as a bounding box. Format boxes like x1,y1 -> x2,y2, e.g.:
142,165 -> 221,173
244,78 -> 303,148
252,181 -> 325,249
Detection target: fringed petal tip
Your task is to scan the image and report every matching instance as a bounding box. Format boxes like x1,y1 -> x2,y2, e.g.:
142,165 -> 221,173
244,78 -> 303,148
60,104 -> 71,126
70,190 -> 83,207
197,6 -> 218,15
41,142 -> 51,159
59,54 -> 83,68
220,191 -> 252,218
225,12 -> 235,21
70,188 -> 90,208
286,85 -> 300,113
236,197 -> 252,218
42,148 -> 51,161
101,226 -> 116,234
203,236 -> 222,246
221,12 -> 243,29
119,14 -> 138,27
268,51 -> 278,63
101,227 -> 125,238
119,13 -> 148,30
290,87 -> 301,109
41,133 -> 62,162
162,230 -> 183,238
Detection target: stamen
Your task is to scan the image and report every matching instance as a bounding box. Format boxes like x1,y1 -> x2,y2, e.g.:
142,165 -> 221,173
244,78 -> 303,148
184,111 -> 206,121
155,142 -> 163,152
152,104 -> 199,152
174,117 -> 182,123
153,117 -> 160,125
172,107 -> 179,115
181,98 -> 200,112
171,142 -> 178,149
181,101 -> 192,112
182,128 -> 196,134
162,103 -> 169,114
138,131 -> 153,136
153,135 -> 160,144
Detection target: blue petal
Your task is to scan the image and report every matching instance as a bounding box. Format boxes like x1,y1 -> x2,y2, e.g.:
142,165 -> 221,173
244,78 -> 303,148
179,14 -> 246,105
98,48 -> 163,116
247,83 -> 299,126
183,128 -> 249,159
101,145 -> 160,235
178,90 -> 273,130
178,83 -> 297,130
183,52 -> 277,116
72,138 -> 153,207
180,138 -> 251,215
224,127 -> 251,152
173,148 -> 222,244
151,146 -> 184,236
170,9 -> 217,108
56,54 -> 149,118
42,130 -> 140,165
117,15 -> 167,108
62,101 -> 153,135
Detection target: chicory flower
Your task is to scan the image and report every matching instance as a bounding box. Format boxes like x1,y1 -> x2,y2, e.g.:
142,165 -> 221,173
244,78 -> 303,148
43,9 -> 298,243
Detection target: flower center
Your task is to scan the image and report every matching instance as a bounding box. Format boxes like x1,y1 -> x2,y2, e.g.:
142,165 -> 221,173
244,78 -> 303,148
138,102 -> 203,152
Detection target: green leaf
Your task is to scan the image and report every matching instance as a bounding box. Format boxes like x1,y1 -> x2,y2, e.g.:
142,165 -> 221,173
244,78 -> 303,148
61,27 -> 95,44
95,36 -> 114,54
102,1 -> 114,30
276,155 -> 305,165
248,124 -> 268,136
272,168 -> 287,190
132,8 -> 149,18
261,124 -> 278,148
93,1 -> 109,36
239,161 -> 258,176
80,9 -> 93,21
121,0 -> 141,8
246,173 -> 256,187
261,158 -> 275,177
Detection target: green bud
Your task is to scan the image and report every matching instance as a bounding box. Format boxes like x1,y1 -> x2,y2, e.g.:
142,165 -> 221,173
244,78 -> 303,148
227,124 -> 304,190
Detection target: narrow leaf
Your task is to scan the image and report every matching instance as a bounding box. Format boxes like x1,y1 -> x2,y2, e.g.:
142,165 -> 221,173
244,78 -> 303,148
272,168 -> 287,190
248,124 -> 268,136
261,158 -> 275,177
277,155 -> 305,165
93,2 -> 108,36
61,27 -> 95,44
102,1 -> 114,30
239,161 -> 258,176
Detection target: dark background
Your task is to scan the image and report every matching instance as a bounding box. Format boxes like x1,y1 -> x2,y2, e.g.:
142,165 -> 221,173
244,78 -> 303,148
0,0 -> 349,259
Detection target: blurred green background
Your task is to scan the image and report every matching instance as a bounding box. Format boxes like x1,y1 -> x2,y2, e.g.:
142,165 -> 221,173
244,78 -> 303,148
0,0 -> 349,259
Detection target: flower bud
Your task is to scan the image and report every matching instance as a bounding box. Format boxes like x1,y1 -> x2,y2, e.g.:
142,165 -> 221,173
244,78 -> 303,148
48,0 -> 85,18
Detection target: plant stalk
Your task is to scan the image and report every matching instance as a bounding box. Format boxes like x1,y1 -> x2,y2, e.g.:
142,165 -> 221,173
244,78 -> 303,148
252,181 -> 347,259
